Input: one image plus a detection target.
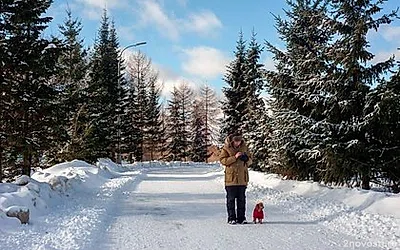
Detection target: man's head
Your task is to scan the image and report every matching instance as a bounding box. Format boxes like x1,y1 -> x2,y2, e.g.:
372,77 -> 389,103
231,133 -> 243,148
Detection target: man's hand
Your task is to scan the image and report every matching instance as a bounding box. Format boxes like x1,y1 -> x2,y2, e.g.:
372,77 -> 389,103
235,152 -> 243,158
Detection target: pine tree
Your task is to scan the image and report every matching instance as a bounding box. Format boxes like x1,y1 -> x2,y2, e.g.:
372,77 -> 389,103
166,87 -> 186,161
221,31 -> 247,138
145,79 -> 164,161
265,0 -> 333,179
190,100 -> 207,162
242,30 -> 268,170
363,53 -> 399,193
0,7 -> 8,181
321,0 -> 397,189
108,21 -> 123,161
158,104 -> 169,160
86,10 -> 121,162
55,8 -> 89,162
121,73 -> 140,163
1,0 -> 62,177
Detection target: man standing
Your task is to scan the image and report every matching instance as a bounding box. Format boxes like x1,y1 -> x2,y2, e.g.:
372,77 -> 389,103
220,132 -> 252,224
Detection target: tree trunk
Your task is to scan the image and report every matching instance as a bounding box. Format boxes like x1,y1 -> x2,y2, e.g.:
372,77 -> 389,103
22,145 -> 31,176
128,153 -> 133,164
150,139 -> 154,161
0,145 -> 3,182
392,182 -> 399,194
361,173 -> 371,190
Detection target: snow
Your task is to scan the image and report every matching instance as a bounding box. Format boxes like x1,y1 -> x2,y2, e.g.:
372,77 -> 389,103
43,43 -> 57,51
14,175 -> 30,186
5,205 -> 29,214
0,160 -> 399,249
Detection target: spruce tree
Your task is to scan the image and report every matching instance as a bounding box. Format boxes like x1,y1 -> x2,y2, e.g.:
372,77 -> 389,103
145,77 -> 164,161
190,100 -> 207,162
221,31 -> 247,138
86,10 -> 121,162
363,53 -> 399,193
0,6 -> 8,180
108,21 -> 123,161
242,30 -> 268,170
166,87 -> 186,161
1,0 -> 62,177
321,0 -> 397,188
158,105 -> 169,160
56,9 -> 89,162
121,73 -> 140,163
265,0 -> 333,179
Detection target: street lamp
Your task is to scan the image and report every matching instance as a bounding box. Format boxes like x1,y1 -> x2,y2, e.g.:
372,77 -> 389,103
117,41 -> 147,164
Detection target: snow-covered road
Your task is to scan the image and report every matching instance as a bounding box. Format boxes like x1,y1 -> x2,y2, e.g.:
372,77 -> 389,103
2,163 -> 395,249
87,165 -> 378,250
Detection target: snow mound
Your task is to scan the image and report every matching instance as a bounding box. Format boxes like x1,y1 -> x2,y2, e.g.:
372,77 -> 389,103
5,205 -> 29,214
15,175 -> 31,186
246,171 -> 400,249
0,159 -> 133,226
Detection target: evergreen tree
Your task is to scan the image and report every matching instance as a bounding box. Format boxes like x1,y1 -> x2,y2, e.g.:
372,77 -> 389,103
108,20 -> 123,161
55,8 -> 89,162
1,0 -> 62,177
121,73 -> 140,163
321,0 -> 396,189
266,0 -> 397,189
242,30 -> 268,170
265,0 -> 334,179
145,77 -> 164,161
166,87 -> 186,161
190,100 -> 207,162
0,6 -> 8,181
86,10 -> 121,162
221,31 -> 247,138
158,104 -> 169,160
363,54 -> 399,193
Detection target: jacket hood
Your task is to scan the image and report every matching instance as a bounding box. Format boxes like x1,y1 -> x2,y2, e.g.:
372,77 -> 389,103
224,134 -> 245,149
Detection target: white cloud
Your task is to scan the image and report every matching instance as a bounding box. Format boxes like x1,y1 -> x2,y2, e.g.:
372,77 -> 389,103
137,0 -> 180,40
380,25 -> 400,42
181,46 -> 230,79
371,50 -> 400,64
185,11 -> 222,37
155,64 -> 200,98
75,0 -> 129,20
117,26 -> 136,41
136,0 -> 222,40
76,0 -> 127,9
83,8 -> 103,20
264,56 -> 276,71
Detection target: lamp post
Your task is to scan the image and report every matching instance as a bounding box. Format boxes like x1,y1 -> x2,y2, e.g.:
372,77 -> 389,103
117,41 -> 147,164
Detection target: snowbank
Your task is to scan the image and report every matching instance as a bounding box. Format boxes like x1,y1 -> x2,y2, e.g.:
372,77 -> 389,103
246,170 -> 400,248
0,159 -> 217,226
249,171 -> 400,218
0,159 -> 131,226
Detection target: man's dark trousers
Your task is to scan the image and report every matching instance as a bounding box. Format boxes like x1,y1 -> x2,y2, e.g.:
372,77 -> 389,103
225,185 -> 246,222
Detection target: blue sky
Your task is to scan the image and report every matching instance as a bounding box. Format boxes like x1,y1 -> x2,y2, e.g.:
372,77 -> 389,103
45,0 -> 400,97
